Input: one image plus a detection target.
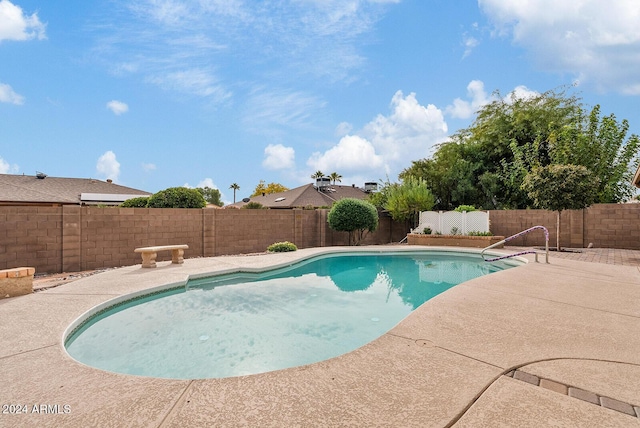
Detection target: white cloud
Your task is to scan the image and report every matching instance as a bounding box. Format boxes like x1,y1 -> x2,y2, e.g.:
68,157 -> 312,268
335,121 -> 353,136
96,151 -> 120,181
0,156 -> 18,173
307,135 -> 384,173
306,90 -> 449,182
0,82 -> 24,104
445,80 -> 493,119
0,0 -> 46,42
141,162 -> 156,172
106,100 -> 129,115
479,0 -> 640,94
507,85 -> 539,102
146,68 -> 231,101
263,144 -> 295,170
462,35 -> 479,59
197,178 -> 218,188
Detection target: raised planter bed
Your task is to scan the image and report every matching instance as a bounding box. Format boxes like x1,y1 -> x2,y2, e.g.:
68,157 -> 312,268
407,234 -> 505,248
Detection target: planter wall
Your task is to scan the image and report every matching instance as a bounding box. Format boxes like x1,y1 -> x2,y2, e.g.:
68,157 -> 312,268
407,234 -> 505,248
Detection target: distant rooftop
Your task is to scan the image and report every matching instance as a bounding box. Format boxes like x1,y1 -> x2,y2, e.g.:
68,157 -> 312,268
0,173 -> 151,206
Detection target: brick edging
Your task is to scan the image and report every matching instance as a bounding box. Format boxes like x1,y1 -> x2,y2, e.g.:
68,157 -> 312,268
505,369 -> 640,418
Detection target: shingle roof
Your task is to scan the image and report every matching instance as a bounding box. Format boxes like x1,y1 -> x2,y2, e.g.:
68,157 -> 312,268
227,183 -> 372,209
0,174 -> 151,205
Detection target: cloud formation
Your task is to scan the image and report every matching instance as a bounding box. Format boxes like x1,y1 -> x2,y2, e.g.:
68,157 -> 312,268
445,80 -> 492,119
0,0 -> 46,42
106,100 -> 129,115
96,151 -> 120,181
263,144 -> 295,170
0,155 -> 18,173
307,90 -> 448,181
0,82 -> 24,104
141,162 -> 156,172
479,0 -> 640,94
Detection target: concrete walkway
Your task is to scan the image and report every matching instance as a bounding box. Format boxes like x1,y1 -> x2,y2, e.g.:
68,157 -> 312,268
1,246 -> 639,427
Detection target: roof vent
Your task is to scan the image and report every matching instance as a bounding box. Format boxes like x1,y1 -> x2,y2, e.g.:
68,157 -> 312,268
36,171 -> 47,179
242,198 -> 250,203
275,197 -> 286,202
315,177 -> 330,190
364,182 -> 378,193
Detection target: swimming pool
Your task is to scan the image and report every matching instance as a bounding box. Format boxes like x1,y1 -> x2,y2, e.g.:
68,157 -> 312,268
64,251 -> 520,379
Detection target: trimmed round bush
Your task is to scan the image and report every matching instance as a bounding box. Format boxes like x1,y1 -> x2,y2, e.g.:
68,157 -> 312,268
327,198 -> 378,245
267,241 -> 298,252
147,187 -> 206,208
120,196 -> 150,208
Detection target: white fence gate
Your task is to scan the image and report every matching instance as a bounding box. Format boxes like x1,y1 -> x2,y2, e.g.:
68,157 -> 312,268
413,211 -> 490,235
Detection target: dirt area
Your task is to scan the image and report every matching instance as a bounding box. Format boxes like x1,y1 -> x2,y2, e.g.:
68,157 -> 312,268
33,269 -> 116,292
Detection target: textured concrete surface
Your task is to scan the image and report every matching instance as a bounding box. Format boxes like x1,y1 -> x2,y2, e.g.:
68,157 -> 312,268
1,245 -> 639,427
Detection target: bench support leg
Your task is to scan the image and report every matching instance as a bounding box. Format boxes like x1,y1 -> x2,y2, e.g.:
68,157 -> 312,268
140,252 -> 157,268
171,249 -> 185,264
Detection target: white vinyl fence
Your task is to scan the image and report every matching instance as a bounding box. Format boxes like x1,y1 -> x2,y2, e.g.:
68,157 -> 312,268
412,210 -> 490,235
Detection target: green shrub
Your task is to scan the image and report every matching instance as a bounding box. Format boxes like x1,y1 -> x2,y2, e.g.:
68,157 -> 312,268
267,241 -> 298,252
454,205 -> 477,212
242,202 -> 265,209
147,187 -> 206,208
450,227 -> 461,235
327,198 -> 378,246
120,196 -> 150,208
467,231 -> 493,236
423,227 -> 432,234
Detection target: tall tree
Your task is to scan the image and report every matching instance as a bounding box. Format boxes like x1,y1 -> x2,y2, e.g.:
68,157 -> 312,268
196,187 -> 223,206
311,171 -> 325,180
251,180 -> 289,197
522,165 -> 599,251
329,172 -> 342,185
229,183 -> 240,204
327,198 -> 378,246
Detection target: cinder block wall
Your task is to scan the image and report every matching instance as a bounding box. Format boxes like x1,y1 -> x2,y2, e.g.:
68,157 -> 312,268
0,206 -> 410,274
3,203 -> 637,274
488,203 -> 640,248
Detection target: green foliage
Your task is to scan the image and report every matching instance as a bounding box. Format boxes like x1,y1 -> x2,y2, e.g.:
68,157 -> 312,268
328,172 -> 342,185
327,198 -> 379,246
196,187 -> 223,206
311,171 -> 324,179
242,202 -> 265,209
251,180 -> 289,197
120,196 -> 149,208
454,205 -> 476,212
384,177 -> 435,226
147,187 -> 206,208
423,227 -> 432,235
547,105 -> 640,203
450,227 -> 460,235
267,241 -> 298,252
522,164 -> 599,250
467,231 -> 493,236
401,87 -> 584,209
522,164 -> 599,213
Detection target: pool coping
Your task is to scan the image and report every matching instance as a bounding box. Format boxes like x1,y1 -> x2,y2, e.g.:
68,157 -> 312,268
1,245 -> 640,427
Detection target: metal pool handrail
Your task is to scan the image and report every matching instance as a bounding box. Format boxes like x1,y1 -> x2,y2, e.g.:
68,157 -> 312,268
481,226 -> 549,263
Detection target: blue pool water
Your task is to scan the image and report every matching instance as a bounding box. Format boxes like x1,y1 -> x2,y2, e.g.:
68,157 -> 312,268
65,252 -> 517,379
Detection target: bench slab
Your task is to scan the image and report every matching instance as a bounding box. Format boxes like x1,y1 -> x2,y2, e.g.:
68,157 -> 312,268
134,245 -> 189,268
1,267 -> 35,298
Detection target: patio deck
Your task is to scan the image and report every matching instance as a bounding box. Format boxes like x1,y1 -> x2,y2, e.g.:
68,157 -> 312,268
1,246 -> 639,427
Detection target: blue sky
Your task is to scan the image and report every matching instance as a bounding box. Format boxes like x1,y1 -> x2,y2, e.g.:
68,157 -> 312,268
2,0 -> 639,204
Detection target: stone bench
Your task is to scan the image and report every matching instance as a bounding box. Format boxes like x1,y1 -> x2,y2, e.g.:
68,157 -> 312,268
134,245 -> 189,268
1,267 -> 35,298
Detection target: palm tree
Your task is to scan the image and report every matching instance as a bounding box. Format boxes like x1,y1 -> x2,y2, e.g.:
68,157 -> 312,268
329,172 -> 342,185
229,183 -> 240,203
311,171 -> 324,180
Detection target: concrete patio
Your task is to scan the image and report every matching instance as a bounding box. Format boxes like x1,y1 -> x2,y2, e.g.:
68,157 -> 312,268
1,245 -> 639,427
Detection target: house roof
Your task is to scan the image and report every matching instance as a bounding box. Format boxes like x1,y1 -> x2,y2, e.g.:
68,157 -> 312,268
0,174 -> 151,206
227,183 -> 373,209
633,164 -> 640,188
